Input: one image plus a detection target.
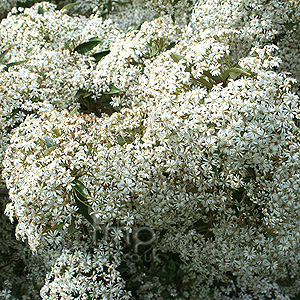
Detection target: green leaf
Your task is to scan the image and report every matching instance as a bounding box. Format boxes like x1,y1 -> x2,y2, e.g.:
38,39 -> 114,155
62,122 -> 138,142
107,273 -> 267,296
61,2 -> 77,12
69,105 -> 79,117
202,70 -> 222,83
56,222 -> 65,231
4,60 -> 26,71
68,217 -> 76,234
127,22 -> 142,32
194,76 -> 213,89
44,146 -> 58,156
73,180 -> 94,225
166,42 -> 176,50
64,39 -> 75,52
0,47 -> 11,64
37,6 -> 44,15
294,292 -> 300,300
168,259 -> 176,272
74,195 -> 94,225
75,89 -> 92,98
44,137 -> 59,148
222,68 -> 250,80
74,39 -> 102,55
207,123 -> 216,128
132,23 -> 142,31
5,108 -> 18,121
52,99 -> 70,105
73,179 -> 90,199
88,37 -> 100,42
146,42 -> 160,58
117,135 -> 131,146
118,267 -> 128,274
103,85 -> 123,95
86,145 -> 93,156
170,52 -> 185,63
92,50 -> 110,62
43,222 -> 65,233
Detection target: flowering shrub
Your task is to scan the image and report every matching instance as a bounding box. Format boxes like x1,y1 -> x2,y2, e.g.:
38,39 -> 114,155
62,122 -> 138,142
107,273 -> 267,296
190,0 -> 300,89
0,1 -> 120,166
1,1 -> 300,299
0,195 -> 45,300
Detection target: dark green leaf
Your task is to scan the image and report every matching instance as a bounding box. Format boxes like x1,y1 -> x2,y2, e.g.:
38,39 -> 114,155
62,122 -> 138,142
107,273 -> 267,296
56,222 -> 65,231
207,123 -> 216,128
168,259 -> 176,272
157,270 -> 169,280
75,89 -> 87,98
4,60 -> 26,71
73,179 -> 90,198
92,50 -> 110,62
194,76 -> 213,89
74,39 -> 101,55
74,193 -> 94,225
118,267 -> 128,274
73,180 -> 94,225
37,6 -> 44,15
294,292 -> 300,300
166,42 -> 176,50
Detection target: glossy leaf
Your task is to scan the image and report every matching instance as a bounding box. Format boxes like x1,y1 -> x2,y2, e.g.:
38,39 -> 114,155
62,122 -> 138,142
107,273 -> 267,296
73,180 -> 94,225
73,179 -> 90,199
74,39 -> 101,55
92,50 -> 110,62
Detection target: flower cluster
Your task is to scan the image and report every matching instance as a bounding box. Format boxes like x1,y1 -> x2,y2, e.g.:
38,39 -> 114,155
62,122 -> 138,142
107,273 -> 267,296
90,15 -> 179,107
0,194 -> 45,300
190,0 -> 300,90
0,1 -> 120,166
